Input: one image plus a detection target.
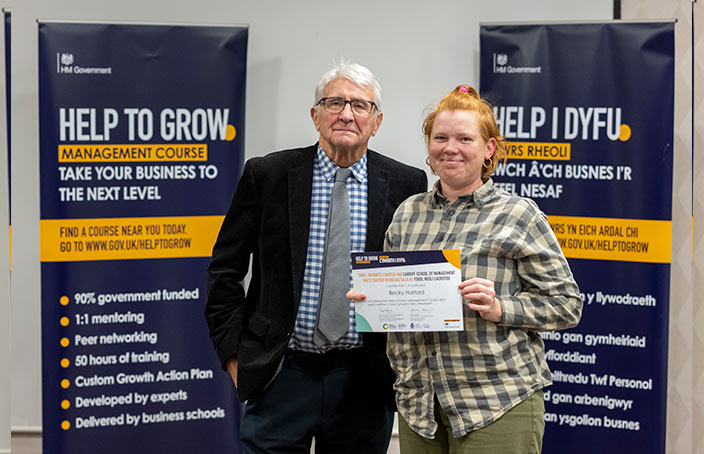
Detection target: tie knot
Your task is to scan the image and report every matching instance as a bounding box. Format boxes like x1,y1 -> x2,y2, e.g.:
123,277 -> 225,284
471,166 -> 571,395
335,168 -> 352,182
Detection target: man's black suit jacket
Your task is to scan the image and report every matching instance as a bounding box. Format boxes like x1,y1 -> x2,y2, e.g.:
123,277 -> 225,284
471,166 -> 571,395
205,144 -> 428,403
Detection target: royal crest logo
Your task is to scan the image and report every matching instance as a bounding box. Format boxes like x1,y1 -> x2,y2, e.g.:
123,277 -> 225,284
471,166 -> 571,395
60,53 -> 74,66
56,51 -> 112,75
497,54 -> 508,65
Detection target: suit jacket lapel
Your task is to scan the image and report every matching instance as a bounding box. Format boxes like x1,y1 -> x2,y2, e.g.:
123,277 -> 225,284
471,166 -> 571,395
288,146 -> 316,303
366,150 -> 390,250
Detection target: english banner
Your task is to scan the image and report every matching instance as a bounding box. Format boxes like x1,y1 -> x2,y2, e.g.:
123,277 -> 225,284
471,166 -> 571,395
39,22 -> 248,453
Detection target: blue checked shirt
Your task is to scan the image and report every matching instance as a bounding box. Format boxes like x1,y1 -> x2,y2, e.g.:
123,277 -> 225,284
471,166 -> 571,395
288,146 -> 367,352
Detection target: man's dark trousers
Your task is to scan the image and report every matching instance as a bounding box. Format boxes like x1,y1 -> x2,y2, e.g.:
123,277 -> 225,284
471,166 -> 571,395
240,349 -> 394,453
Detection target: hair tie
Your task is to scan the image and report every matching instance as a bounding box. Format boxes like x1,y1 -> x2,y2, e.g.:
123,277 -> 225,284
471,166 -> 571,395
458,85 -> 470,93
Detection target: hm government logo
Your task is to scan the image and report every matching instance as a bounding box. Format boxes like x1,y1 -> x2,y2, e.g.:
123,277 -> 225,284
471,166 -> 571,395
60,53 -> 74,66
56,52 -> 113,75
493,52 -> 541,75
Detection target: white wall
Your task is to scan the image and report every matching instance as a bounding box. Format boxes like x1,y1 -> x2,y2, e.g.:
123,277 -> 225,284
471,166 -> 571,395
621,3 -> 700,454
7,0 -> 613,430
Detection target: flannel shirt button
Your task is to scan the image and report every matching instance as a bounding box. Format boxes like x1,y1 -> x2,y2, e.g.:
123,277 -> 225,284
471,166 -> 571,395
447,209 -> 455,216
432,351 -> 437,356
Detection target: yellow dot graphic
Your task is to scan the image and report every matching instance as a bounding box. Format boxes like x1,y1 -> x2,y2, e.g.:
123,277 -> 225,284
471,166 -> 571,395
60,317 -> 70,327
61,420 -> 71,430
60,296 -> 69,306
60,358 -> 70,368
61,400 -> 71,410
61,379 -> 70,389
619,124 -> 632,141
226,124 -> 237,141
60,337 -> 70,347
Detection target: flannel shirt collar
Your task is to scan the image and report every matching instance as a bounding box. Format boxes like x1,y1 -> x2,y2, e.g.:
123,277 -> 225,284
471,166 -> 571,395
431,178 -> 496,210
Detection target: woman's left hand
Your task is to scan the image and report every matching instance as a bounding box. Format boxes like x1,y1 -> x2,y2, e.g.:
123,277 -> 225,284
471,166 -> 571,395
459,278 -> 503,323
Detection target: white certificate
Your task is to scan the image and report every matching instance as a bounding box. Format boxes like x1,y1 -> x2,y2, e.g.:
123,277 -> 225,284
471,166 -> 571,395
352,250 -> 463,332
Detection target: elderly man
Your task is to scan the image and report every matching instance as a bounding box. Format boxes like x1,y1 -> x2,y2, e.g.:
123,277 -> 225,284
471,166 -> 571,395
205,61 -> 427,453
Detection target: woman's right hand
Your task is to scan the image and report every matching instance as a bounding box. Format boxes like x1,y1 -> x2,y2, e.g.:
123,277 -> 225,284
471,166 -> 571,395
346,290 -> 367,302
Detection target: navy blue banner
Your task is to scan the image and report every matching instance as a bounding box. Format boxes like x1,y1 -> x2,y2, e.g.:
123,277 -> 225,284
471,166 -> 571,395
480,23 -> 673,453
39,22 -> 247,453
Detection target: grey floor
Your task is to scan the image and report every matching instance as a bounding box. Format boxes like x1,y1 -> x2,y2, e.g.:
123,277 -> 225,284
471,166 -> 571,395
12,432 -> 402,453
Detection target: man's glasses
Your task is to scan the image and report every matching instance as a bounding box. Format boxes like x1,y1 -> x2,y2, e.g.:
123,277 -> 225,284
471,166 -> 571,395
317,97 -> 377,116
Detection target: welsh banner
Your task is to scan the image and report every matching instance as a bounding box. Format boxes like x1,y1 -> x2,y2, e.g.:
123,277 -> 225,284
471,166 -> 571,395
39,22 -> 247,453
480,23 -> 674,453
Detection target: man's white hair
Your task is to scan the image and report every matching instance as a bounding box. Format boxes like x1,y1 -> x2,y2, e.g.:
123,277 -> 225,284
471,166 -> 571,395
313,59 -> 382,113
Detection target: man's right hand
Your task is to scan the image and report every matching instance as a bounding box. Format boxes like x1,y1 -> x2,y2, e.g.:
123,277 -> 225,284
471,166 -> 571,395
226,357 -> 238,388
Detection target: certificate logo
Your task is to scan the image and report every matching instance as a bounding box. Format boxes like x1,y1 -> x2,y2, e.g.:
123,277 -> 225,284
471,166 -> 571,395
382,323 -> 389,330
